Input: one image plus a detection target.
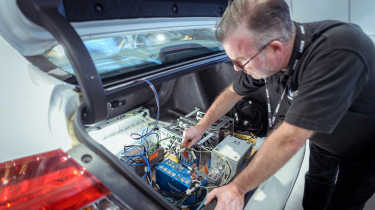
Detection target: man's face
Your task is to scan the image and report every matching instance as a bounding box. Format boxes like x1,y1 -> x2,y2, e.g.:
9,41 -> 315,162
222,28 -> 283,79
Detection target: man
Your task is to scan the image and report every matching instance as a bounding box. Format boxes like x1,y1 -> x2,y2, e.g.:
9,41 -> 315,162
181,0 -> 375,209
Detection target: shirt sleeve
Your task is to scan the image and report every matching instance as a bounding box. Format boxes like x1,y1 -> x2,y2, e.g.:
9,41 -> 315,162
233,71 -> 265,96
285,49 -> 368,134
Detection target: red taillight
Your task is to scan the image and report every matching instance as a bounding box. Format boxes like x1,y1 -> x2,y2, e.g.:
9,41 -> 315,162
0,149 -> 110,210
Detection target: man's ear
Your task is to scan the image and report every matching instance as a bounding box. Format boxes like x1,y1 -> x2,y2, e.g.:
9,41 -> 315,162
268,40 -> 283,54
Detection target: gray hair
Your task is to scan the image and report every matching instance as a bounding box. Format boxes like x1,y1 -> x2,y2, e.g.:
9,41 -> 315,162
216,0 -> 294,47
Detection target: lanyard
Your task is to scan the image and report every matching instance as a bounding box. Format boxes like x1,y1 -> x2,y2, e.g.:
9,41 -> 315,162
265,24 -> 306,129
265,79 -> 287,128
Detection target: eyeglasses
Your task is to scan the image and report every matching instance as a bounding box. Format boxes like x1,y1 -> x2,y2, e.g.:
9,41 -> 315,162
231,39 -> 276,70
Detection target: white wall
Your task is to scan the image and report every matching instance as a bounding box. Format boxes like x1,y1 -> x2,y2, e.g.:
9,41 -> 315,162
350,0 -> 375,42
291,0 -> 349,22
288,0 -> 375,42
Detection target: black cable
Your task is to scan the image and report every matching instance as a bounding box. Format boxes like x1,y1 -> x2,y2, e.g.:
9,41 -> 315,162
190,187 -> 208,208
176,194 -> 189,207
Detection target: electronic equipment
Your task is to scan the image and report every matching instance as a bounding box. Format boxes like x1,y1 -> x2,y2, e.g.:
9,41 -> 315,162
179,150 -> 198,167
85,107 -> 257,209
210,135 -> 253,181
156,159 -> 192,193
86,107 -> 158,155
159,107 -> 233,150
119,145 -> 147,176
155,159 -> 207,206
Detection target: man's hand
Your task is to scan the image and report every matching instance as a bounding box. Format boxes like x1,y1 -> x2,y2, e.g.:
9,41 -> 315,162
205,184 -> 245,210
180,84 -> 242,148
181,126 -> 205,148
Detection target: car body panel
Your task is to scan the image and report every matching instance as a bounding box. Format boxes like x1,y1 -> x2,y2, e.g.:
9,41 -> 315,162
0,35 -> 77,162
245,143 -> 307,210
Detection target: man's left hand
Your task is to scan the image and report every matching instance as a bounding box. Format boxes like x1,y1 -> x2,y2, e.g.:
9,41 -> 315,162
205,183 -> 245,210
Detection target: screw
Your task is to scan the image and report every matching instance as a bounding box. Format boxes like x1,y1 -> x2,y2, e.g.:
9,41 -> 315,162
172,4 -> 178,14
95,3 -> 104,14
81,154 -> 93,163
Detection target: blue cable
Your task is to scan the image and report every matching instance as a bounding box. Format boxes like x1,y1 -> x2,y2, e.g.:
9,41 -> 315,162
143,132 -> 159,139
196,198 -> 206,210
130,131 -> 159,140
139,154 -> 152,187
130,129 -> 159,144
139,78 -> 160,122
145,155 -> 153,187
122,145 -> 153,187
196,188 -> 209,210
130,163 -> 146,167
124,78 -> 161,188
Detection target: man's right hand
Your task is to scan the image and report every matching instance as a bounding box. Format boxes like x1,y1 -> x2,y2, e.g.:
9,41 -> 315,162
181,126 -> 205,148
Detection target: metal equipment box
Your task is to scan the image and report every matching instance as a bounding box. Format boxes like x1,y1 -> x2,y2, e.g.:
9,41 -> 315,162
211,135 -> 253,181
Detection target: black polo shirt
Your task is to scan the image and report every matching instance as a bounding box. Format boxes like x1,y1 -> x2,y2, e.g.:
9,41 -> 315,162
233,20 -> 375,159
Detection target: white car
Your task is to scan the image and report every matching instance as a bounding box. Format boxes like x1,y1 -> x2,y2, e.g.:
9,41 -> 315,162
0,0 -> 308,209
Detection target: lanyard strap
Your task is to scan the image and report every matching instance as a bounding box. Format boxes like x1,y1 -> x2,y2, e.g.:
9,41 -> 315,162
265,24 -> 305,129
265,79 -> 287,128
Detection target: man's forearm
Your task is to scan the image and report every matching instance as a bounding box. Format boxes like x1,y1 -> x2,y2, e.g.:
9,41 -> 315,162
231,122 -> 313,194
197,84 -> 243,130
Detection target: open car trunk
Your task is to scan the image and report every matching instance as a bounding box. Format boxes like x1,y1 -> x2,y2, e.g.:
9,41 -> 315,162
71,63 -> 307,210
4,0 -> 309,209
